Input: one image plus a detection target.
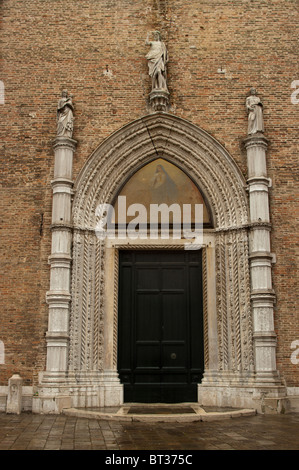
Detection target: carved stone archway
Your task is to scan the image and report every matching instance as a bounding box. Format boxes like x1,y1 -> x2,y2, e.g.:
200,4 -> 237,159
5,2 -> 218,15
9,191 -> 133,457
37,112 -> 284,413
69,113 -> 253,406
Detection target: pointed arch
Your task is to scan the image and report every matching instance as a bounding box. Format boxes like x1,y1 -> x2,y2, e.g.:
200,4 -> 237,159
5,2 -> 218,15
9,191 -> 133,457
69,113 -> 253,393
73,113 -> 249,231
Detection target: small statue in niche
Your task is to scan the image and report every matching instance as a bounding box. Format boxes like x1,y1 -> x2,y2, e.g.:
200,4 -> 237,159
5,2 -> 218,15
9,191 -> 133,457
56,89 -> 74,137
246,88 -> 264,135
146,31 -> 169,91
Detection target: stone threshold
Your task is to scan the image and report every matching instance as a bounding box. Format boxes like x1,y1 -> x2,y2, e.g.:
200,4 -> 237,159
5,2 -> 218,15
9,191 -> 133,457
62,403 -> 256,422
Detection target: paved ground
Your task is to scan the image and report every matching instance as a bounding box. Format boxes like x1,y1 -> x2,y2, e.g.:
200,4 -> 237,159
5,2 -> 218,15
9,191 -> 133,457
0,411 -> 298,451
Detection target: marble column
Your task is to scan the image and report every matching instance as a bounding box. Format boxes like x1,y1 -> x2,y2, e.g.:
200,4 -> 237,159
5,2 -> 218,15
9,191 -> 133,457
244,133 -> 280,384
44,136 -> 77,382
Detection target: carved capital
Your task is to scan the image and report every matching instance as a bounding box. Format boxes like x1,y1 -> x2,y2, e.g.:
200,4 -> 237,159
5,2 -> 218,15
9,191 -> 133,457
53,136 -> 77,151
243,133 -> 269,150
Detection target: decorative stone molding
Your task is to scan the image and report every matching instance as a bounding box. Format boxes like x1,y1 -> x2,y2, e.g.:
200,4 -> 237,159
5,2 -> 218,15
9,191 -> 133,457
202,249 -> 209,369
214,229 -> 254,375
68,113 -> 256,408
73,113 -> 248,230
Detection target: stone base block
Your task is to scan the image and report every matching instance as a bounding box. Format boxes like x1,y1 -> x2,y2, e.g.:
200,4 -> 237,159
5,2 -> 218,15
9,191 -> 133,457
31,370 -> 124,413
198,383 -> 288,414
286,395 -> 299,413
98,383 -> 124,407
32,394 -> 72,414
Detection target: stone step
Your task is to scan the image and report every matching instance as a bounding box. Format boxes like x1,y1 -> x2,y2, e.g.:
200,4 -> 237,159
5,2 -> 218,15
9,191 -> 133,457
62,404 -> 257,422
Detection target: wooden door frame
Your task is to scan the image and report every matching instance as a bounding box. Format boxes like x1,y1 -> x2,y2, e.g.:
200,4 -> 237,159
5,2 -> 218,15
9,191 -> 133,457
117,249 -> 205,402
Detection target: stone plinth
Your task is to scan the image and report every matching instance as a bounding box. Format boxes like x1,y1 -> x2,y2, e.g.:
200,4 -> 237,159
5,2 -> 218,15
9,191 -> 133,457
149,89 -> 170,112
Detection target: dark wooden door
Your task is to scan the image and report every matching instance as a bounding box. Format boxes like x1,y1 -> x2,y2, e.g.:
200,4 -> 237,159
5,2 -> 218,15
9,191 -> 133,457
118,250 -> 204,403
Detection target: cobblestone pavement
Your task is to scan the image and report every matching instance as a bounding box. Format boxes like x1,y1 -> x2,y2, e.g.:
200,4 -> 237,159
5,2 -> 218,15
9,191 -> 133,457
0,412 -> 298,451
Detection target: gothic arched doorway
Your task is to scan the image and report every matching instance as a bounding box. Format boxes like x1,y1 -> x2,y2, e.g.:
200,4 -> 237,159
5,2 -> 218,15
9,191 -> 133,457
66,113 -> 252,408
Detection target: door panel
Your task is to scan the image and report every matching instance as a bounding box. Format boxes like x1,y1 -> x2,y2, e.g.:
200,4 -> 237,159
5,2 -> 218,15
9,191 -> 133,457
118,250 -> 204,403
136,294 -> 160,341
162,294 -> 186,340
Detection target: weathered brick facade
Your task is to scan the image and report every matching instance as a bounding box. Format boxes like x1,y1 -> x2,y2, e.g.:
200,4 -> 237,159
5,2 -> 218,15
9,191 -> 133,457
0,0 -> 298,405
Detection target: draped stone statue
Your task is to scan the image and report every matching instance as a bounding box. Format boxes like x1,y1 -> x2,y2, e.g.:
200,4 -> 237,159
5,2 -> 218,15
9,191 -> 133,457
56,89 -> 74,137
246,88 -> 264,135
146,31 -> 168,92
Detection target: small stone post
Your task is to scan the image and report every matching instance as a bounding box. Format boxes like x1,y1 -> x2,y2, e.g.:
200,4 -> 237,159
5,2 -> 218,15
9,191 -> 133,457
6,374 -> 23,414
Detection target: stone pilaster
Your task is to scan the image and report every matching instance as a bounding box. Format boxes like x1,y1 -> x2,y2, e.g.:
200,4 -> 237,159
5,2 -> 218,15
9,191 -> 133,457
244,133 -> 280,385
44,136 -> 77,382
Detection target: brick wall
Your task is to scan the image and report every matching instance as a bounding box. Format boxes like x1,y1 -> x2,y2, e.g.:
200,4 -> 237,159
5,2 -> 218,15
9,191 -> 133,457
0,0 -> 298,386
